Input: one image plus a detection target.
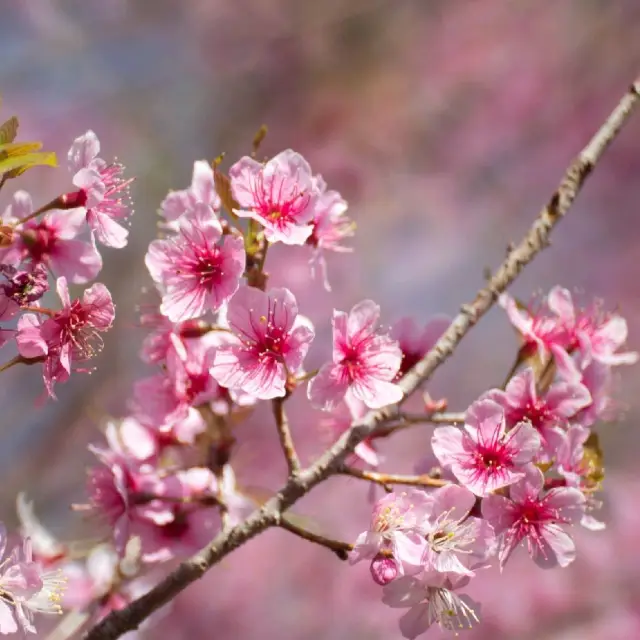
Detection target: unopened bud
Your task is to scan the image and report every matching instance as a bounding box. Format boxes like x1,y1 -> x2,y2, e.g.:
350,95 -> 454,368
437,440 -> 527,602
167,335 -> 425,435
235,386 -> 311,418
55,189 -> 88,210
370,553 -> 399,585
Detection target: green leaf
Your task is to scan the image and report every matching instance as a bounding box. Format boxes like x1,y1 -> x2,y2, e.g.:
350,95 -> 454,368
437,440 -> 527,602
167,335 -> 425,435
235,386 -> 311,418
0,116 -> 18,145
0,141 -> 57,175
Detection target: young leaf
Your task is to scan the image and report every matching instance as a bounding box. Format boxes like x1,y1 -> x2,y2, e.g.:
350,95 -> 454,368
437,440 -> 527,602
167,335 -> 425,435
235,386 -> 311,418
0,116 -> 18,145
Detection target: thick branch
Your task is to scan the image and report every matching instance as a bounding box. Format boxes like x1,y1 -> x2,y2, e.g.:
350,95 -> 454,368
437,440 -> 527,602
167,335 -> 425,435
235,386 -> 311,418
84,78 -> 640,640
272,397 -> 300,475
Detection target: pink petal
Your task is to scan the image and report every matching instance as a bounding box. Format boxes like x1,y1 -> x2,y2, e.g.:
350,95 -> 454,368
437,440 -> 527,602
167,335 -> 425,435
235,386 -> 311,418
507,422 -> 541,464
56,276 -> 71,308
191,160 -> 216,205
431,426 -> 465,469
263,222 -> 313,246
547,286 -> 575,322
466,399 -> 506,444
307,363 -> 349,411
398,603 -> 432,640
534,523 -> 576,568
228,156 -> 263,208
87,210 -> 129,249
347,299 -> 380,342
545,381 -> 591,417
68,130 -> 100,172
83,283 -> 115,330
49,237 -> 103,284
351,377 -> 403,409
16,314 -> 48,358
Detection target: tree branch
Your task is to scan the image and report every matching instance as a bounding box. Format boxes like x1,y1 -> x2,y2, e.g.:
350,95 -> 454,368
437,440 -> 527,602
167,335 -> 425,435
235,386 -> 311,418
338,466 -> 450,490
278,516 -> 353,560
84,78 -> 640,640
272,397 -> 300,475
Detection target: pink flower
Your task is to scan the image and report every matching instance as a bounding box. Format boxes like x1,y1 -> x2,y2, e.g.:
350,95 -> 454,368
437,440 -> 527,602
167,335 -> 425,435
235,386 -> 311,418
484,368 -> 591,455
482,466 -> 585,569
211,286 -> 314,399
132,374 -> 207,444
160,160 -> 221,226
0,525 -> 66,634
145,206 -> 245,322
135,468 -> 220,563
306,175 -> 355,290
547,288 -> 638,366
501,286 -> 638,366
499,286 -> 572,359
553,345 -> 615,427
350,489 -> 431,578
1,191 -> 102,284
418,484 -> 495,577
320,394 -> 380,467
382,574 -> 480,638
390,315 -> 450,378
229,149 -> 318,245
84,443 -> 176,554
431,399 -> 541,496
16,277 -> 114,397
66,130 -> 134,248
0,263 -> 49,307
308,300 -> 403,410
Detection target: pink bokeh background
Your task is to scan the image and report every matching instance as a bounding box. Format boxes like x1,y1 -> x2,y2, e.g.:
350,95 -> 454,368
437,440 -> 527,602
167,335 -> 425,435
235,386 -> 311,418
1,1 -> 640,638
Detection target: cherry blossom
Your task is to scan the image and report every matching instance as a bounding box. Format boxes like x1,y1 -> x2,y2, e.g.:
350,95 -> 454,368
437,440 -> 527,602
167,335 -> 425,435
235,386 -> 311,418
145,206 -> 245,323
66,130 -> 134,248
306,175 -> 355,290
0,524 -> 66,634
418,484 -> 495,577
390,315 -> 450,378
350,489 -> 431,578
308,299 -> 403,410
431,399 -> 540,496
382,573 -> 480,638
229,150 -> 319,245
482,467 -> 585,569
160,160 -> 221,226
212,286 -> 314,399
484,367 -> 591,455
16,277 -> 114,397
1,191 -> 102,284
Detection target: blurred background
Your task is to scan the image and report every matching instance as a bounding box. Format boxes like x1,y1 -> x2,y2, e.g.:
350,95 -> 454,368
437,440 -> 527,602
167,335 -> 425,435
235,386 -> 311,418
1,1 -> 640,638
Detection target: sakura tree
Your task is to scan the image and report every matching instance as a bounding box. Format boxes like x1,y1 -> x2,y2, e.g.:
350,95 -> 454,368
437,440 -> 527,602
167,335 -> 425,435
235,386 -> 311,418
0,76 -> 639,640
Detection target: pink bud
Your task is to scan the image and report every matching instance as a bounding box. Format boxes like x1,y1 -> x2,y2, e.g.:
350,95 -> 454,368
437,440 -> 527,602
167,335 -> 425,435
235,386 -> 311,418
370,554 -> 398,586
58,189 -> 88,209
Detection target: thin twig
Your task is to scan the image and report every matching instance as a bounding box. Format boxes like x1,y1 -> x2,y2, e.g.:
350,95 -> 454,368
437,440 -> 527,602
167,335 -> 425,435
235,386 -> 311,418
375,411 -> 465,437
83,78 -> 640,640
272,397 -> 300,475
339,466 -> 450,489
278,516 -> 352,560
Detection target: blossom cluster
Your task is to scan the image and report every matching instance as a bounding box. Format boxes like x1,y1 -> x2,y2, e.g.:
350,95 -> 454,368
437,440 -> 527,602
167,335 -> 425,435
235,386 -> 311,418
0,119 -> 636,639
350,286 -> 636,638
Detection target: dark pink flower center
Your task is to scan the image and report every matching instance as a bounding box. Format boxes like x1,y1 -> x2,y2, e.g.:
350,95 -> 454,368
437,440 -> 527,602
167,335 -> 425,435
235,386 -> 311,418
183,370 -> 211,402
474,444 -> 512,471
508,400 -> 553,431
251,174 -> 310,228
22,222 -> 57,263
178,245 -> 224,292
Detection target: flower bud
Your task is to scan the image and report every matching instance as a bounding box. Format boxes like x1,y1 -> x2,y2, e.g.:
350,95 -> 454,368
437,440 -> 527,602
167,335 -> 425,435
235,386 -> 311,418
370,554 -> 399,585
